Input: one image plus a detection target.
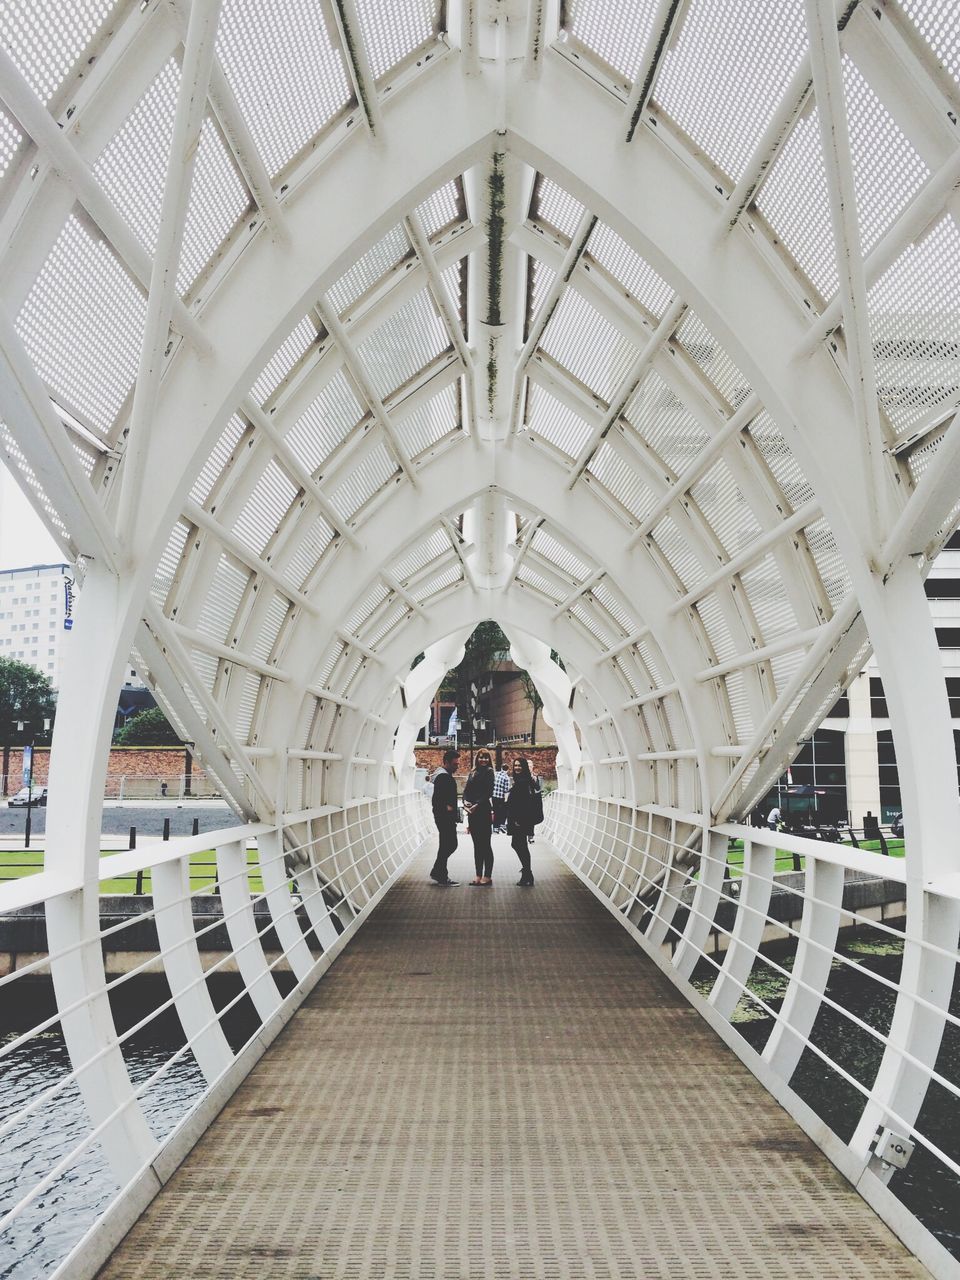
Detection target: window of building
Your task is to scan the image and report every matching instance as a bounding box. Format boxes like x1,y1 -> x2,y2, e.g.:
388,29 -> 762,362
763,729 -> 847,824
939,628 -> 960,648
870,677 -> 887,718
826,692 -> 849,717
925,577 -> 960,598
877,729 -> 900,821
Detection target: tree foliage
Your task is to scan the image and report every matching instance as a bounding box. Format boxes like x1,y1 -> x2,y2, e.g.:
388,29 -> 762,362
518,650 -> 564,744
518,668 -> 543,743
115,706 -> 183,746
0,658 -> 56,743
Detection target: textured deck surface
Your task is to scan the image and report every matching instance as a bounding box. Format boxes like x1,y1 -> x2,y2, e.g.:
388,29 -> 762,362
97,838 -> 924,1279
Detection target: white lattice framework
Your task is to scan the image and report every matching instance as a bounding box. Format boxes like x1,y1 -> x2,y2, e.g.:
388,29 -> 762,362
0,1 -> 959,1275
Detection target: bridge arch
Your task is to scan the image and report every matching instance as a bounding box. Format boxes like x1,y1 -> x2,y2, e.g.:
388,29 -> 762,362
0,2 -> 959,1274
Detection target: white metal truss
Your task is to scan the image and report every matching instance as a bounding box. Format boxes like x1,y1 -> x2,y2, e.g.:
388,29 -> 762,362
1,3 -> 960,1276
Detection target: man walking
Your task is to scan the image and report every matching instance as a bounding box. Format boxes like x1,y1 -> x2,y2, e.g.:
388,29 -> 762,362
430,748 -> 460,884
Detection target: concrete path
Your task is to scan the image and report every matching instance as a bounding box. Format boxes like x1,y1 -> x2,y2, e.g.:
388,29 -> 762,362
96,838 -> 925,1279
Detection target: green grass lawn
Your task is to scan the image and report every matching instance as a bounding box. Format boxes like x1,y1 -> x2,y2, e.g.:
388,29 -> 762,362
725,836 -> 905,877
0,848 -> 264,894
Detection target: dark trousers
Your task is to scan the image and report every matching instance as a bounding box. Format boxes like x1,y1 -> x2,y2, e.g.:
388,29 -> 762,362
511,830 -> 532,877
471,819 -> 494,877
492,798 -> 507,830
431,818 -> 458,880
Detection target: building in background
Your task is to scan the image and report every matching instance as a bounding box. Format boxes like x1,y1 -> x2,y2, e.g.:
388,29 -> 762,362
0,563 -> 145,693
0,563 -> 72,687
763,532 -> 960,827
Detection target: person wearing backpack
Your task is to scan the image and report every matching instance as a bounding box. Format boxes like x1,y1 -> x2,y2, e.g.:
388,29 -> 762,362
506,756 -> 541,886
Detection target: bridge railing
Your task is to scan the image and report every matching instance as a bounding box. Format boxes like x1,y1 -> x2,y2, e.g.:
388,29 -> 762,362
543,790 -> 960,1280
0,790 -> 432,1280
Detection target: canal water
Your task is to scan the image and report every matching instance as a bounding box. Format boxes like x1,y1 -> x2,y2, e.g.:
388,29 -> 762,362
0,976 -> 264,1280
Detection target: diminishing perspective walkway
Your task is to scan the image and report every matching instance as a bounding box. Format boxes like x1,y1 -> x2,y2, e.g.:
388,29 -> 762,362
97,840 -> 924,1280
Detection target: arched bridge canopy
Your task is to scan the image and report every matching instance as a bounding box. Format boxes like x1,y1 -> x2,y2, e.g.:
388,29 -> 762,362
3,5 -> 960,1277
0,0 -> 958,866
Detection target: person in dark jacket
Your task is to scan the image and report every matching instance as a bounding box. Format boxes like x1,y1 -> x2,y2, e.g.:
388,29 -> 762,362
463,749 -> 495,884
430,748 -> 460,884
506,757 -> 539,886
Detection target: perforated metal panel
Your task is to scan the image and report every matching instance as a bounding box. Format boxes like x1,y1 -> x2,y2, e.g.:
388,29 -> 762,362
756,58 -> 929,299
655,0 -> 807,182
869,216 -> 960,436
564,0 -> 658,81
216,0 -> 351,177
17,216 -> 146,436
356,289 -> 449,398
354,0 -> 441,81
586,222 -> 675,320
0,0 -> 114,103
540,288 -> 638,401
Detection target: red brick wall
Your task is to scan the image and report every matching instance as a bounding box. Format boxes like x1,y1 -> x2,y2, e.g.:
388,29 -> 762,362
2,745 -> 558,793
2,747 -> 209,789
414,744 -> 557,782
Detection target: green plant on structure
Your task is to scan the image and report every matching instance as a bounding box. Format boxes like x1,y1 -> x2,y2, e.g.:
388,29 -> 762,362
485,154 -> 505,328
844,937 -> 905,958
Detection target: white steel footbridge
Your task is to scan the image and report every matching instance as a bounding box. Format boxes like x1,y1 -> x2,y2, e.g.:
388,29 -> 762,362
0,0 -> 959,1275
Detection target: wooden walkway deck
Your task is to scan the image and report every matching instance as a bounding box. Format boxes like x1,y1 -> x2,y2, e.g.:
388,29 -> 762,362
96,838 -> 925,1279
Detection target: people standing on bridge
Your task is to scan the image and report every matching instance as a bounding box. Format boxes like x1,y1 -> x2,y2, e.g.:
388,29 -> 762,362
492,762 -> 511,832
464,749 -> 495,885
507,756 -> 540,887
429,748 -> 460,885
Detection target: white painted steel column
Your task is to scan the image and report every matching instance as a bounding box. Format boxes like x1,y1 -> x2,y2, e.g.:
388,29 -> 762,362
762,858 -> 844,1082
645,834 -> 695,948
708,838 -> 775,1022
116,0 -> 223,545
257,828 -> 315,984
44,563 -> 156,1181
851,560 -> 960,1161
672,827 -> 728,980
293,820 -> 344,950
152,858 -> 235,1084
215,839 -> 283,1024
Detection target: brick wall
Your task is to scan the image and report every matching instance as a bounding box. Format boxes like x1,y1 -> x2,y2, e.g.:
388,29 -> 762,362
1,746 -> 210,791
414,744 -> 558,782
1,744 -> 559,794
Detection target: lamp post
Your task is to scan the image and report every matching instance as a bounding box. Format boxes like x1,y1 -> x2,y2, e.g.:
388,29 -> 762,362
16,714 -> 51,849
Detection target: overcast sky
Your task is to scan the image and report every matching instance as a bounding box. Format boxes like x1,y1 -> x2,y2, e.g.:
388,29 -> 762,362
0,463 -> 63,571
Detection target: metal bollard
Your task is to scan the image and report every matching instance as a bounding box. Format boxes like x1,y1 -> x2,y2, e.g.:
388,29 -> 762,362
192,817 -> 199,836
135,869 -> 144,895
128,825 -> 136,849
162,817 -> 170,841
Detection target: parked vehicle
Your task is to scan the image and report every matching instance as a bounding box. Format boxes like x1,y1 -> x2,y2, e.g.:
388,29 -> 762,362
8,787 -> 47,807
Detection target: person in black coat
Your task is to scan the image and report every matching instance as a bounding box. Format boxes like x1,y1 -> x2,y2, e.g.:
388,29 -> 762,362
463,749 -> 495,884
506,757 -> 540,886
430,748 -> 460,884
